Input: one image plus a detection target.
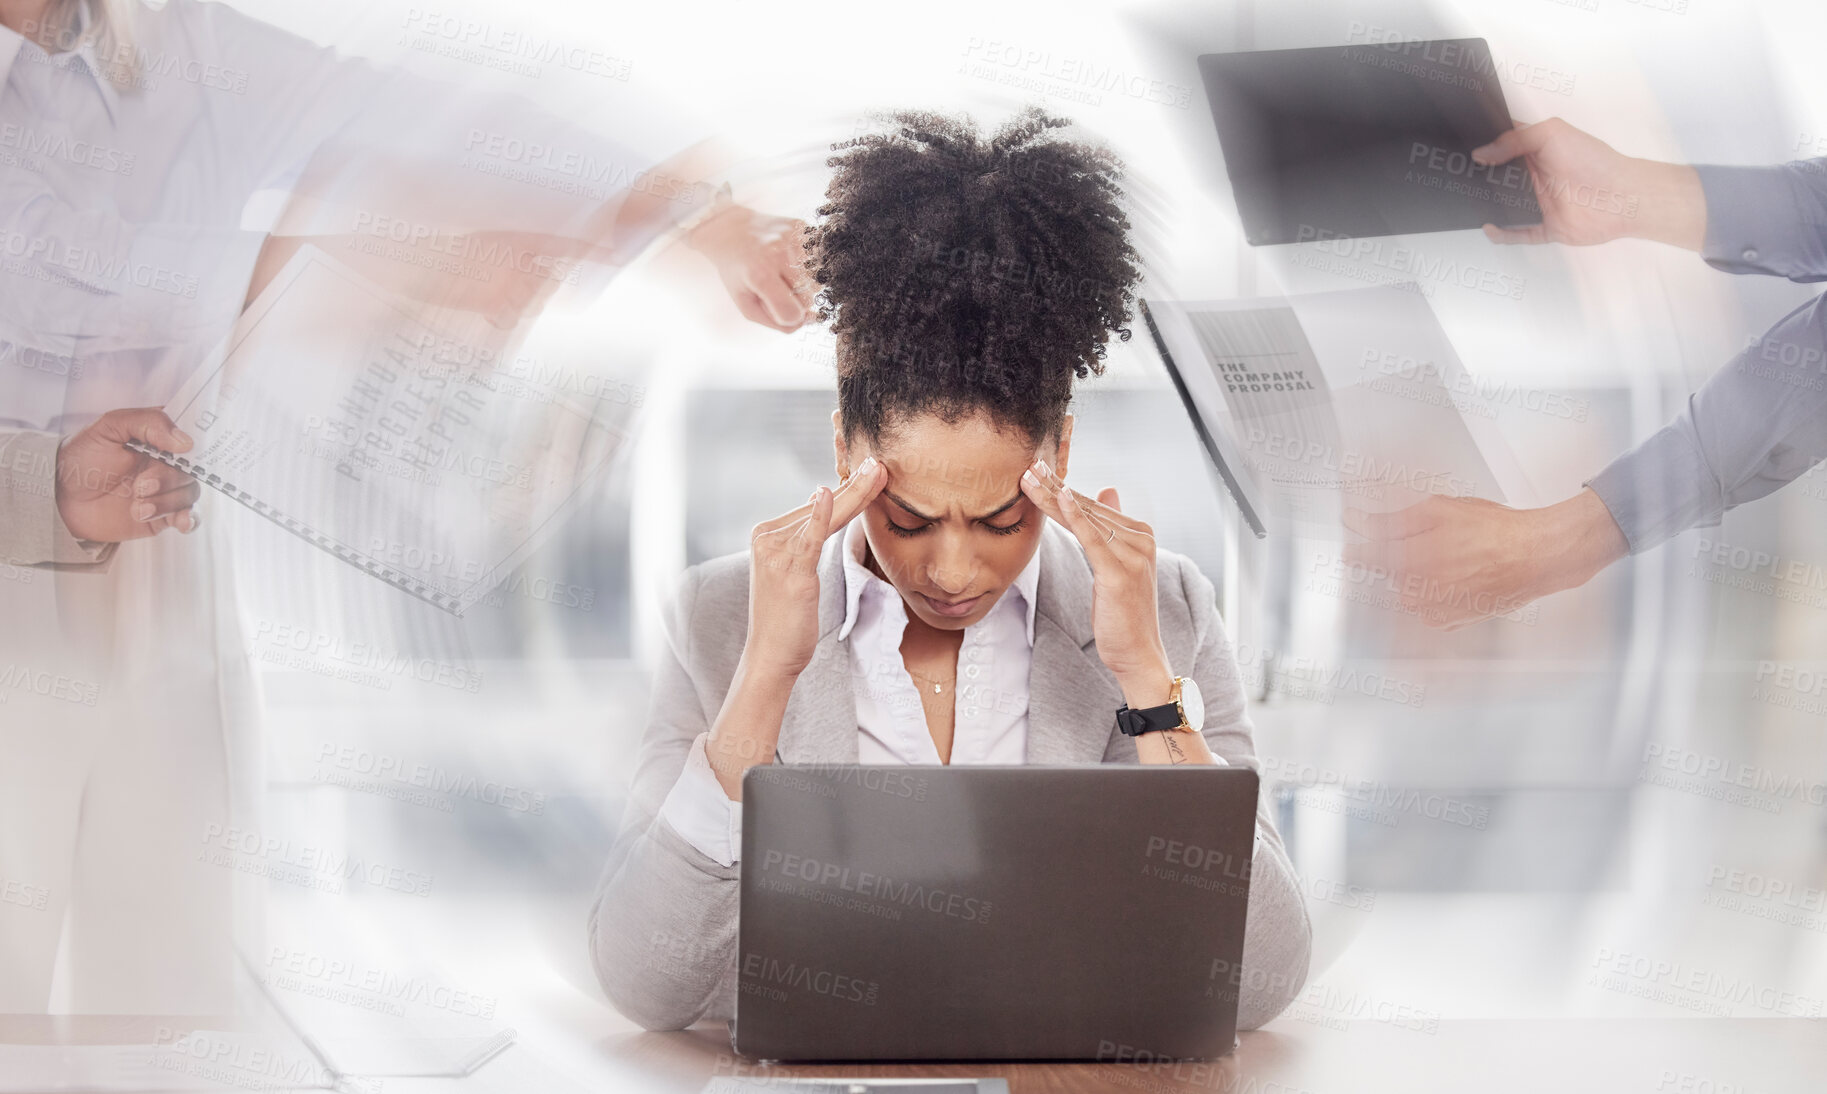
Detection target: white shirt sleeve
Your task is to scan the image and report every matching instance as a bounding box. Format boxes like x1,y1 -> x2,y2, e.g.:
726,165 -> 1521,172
657,732 -> 745,867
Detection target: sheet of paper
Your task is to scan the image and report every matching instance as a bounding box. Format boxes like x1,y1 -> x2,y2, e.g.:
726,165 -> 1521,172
1147,284 -> 1535,536
156,245 -> 637,613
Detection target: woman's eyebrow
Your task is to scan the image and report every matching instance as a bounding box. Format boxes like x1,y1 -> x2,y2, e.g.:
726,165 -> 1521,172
884,491 -> 1022,522
977,494 -> 1024,521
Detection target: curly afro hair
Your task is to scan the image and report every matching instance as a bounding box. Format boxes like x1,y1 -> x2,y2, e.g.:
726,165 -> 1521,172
804,107 -> 1141,447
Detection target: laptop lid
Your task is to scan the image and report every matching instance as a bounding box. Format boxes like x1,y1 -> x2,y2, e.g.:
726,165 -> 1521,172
735,765 -> 1259,1062
1199,39 -> 1542,244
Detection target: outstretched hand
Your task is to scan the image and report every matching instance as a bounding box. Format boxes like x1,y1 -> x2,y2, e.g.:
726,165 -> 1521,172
1472,117 -> 1705,251
1341,490 -> 1629,630
688,204 -> 815,332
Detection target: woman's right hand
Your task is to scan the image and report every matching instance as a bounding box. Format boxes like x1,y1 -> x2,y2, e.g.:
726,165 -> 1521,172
707,456 -> 885,799
744,455 -> 886,679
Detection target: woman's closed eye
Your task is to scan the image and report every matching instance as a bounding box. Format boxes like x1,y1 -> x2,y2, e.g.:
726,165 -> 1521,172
883,517 -> 931,538
884,515 -> 1027,537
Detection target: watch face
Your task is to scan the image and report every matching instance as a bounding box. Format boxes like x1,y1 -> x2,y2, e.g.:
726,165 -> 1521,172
1179,677 -> 1205,731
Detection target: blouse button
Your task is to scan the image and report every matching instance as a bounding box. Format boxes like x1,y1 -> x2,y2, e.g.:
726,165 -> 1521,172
965,664 -> 981,679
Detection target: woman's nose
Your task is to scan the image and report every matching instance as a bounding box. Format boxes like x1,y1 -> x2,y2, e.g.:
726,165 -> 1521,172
924,534 -> 974,595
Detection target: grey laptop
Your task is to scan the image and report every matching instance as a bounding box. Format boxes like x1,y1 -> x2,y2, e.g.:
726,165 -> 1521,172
734,765 -> 1259,1062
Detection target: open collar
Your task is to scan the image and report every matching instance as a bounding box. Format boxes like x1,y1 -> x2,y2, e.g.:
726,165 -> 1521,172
774,521 -> 1114,766
2,2 -> 121,126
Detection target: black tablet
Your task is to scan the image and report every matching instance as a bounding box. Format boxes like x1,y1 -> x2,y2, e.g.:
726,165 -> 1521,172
1200,38 -> 1543,244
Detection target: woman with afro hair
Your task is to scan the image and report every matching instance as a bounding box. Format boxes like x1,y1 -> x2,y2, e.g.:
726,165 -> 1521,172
592,108 -> 1311,1035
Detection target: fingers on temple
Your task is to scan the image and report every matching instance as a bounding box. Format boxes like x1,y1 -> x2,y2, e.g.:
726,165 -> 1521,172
1020,463 -> 1123,556
1052,485 -> 1105,549
826,458 -> 886,528
789,485 -> 834,551
754,459 -> 884,563
1019,464 -> 1064,520
1020,462 -> 1083,527
753,497 -> 815,539
1027,460 -> 1146,532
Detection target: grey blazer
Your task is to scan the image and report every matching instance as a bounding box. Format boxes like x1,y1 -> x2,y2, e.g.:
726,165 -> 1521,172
590,523 -> 1312,1032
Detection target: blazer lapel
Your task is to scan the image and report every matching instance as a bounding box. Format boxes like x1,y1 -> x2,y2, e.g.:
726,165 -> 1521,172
774,535 -> 861,765
1025,527 -> 1125,764
770,526 -> 1121,766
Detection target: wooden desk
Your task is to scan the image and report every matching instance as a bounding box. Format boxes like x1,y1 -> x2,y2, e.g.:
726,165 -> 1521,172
597,1017 -> 1827,1094
5,1012 -> 1821,1092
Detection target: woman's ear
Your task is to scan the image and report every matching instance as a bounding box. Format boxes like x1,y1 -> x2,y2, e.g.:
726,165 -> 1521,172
832,410 -> 851,479
1052,414 -> 1075,480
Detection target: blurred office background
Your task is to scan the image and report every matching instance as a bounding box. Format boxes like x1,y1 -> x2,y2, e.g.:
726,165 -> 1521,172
211,0 -> 1826,1046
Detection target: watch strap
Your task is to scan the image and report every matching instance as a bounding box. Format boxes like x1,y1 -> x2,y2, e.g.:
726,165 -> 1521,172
1116,699 -> 1185,737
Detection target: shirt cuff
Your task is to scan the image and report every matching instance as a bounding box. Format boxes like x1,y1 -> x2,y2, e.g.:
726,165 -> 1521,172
1584,412 -> 1722,555
1693,163 -> 1827,281
657,733 -> 745,868
0,431 -> 111,566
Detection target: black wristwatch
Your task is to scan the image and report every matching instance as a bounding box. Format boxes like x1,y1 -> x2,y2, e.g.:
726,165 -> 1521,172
1115,676 -> 1205,737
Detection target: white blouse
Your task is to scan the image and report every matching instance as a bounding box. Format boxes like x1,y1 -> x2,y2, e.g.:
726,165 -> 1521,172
660,518 -> 1041,867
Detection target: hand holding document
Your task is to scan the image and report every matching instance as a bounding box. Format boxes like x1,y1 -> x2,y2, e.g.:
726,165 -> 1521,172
55,408 -> 200,543
1142,283 -> 1534,537
129,245 -> 641,613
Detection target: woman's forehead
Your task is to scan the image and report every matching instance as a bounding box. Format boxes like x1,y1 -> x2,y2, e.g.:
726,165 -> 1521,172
869,416 -> 1042,514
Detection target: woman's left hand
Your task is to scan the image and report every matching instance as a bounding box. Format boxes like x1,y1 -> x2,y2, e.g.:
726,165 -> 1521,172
1020,460 -> 1175,708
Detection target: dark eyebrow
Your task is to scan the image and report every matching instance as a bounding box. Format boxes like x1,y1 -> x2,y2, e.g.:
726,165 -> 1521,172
884,491 -> 1024,523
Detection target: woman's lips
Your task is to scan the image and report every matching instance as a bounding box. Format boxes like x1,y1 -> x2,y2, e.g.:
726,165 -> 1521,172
919,591 -> 984,618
